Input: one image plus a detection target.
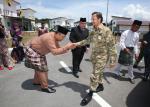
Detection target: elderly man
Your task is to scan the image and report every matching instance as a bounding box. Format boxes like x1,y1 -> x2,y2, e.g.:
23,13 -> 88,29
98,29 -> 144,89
24,25 -> 75,93
69,18 -> 89,78
74,12 -> 117,105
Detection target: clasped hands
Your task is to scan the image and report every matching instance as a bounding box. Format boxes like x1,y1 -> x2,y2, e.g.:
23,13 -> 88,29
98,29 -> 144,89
64,42 -> 79,51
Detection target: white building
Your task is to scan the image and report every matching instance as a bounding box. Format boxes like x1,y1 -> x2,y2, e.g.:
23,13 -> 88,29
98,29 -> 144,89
48,17 -> 75,29
17,8 -> 36,30
74,21 -> 80,27
51,17 -> 67,27
66,19 -> 74,28
17,8 -> 36,20
0,0 -> 20,29
0,0 -> 36,31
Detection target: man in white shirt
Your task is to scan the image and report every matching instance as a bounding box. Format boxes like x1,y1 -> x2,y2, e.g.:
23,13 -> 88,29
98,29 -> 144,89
114,20 -> 142,84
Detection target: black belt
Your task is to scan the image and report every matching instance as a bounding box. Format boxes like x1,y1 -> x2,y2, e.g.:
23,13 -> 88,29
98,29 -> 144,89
126,47 -> 134,50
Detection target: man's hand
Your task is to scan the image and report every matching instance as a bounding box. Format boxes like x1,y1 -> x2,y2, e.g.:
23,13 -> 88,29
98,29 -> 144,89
124,48 -> 131,54
65,42 -> 77,50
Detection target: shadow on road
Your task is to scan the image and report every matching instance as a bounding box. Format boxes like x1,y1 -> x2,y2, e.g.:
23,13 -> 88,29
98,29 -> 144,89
57,81 -> 89,98
58,67 -> 73,74
103,70 -> 143,84
21,79 -> 58,90
21,79 -> 88,98
126,81 -> 150,107
84,58 -> 91,62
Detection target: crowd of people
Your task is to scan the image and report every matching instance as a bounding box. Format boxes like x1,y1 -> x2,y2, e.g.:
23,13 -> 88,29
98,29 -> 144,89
0,11 -> 150,106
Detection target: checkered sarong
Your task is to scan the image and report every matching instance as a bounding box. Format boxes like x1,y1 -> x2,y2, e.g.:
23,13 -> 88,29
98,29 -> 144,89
118,47 -> 134,66
0,38 -> 8,54
24,46 -> 48,72
0,38 -> 14,67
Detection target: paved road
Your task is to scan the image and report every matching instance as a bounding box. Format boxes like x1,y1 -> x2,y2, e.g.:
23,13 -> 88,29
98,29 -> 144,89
0,38 -> 150,107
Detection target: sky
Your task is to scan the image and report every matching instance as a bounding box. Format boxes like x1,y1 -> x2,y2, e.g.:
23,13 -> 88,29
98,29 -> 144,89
18,0 -> 150,22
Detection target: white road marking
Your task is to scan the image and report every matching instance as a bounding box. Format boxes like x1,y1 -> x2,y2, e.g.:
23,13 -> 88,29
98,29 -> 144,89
59,61 -> 112,107
59,61 -> 72,72
92,93 -> 112,107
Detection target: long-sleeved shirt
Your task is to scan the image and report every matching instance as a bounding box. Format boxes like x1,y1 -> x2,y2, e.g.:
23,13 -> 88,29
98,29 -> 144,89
77,24 -> 117,65
30,32 -> 67,55
120,30 -> 139,54
143,31 -> 150,50
69,26 -> 89,48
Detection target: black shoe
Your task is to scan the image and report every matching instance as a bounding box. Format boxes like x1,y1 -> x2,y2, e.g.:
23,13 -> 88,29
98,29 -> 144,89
32,83 -> 41,86
73,72 -> 79,78
80,91 -> 93,106
41,87 -> 56,93
95,84 -> 104,92
130,78 -> 135,84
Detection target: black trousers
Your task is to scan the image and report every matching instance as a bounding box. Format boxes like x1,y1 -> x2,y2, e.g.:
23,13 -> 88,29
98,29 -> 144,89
144,50 -> 150,77
72,47 -> 86,73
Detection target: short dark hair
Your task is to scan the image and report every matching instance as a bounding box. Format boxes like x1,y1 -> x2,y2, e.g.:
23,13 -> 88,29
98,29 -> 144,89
132,20 -> 142,26
92,12 -> 103,22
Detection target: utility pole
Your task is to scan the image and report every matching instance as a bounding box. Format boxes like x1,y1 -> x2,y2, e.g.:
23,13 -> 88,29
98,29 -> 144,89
106,0 -> 109,26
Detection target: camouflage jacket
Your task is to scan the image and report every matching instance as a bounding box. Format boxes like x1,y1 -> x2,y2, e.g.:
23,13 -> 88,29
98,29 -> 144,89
77,24 -> 117,65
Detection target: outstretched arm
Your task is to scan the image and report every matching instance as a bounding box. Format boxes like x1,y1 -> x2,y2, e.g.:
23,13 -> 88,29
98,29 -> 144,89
50,42 -> 76,55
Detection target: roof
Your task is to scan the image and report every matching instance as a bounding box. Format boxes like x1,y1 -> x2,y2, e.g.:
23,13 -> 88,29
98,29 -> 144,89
115,20 -> 150,26
112,16 -> 131,20
18,8 -> 36,13
52,17 -> 67,20
13,0 -> 20,5
67,19 -> 74,21
74,21 -> 80,24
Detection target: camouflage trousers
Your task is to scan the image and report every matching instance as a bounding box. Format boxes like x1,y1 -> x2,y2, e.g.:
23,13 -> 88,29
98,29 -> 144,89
90,61 -> 106,91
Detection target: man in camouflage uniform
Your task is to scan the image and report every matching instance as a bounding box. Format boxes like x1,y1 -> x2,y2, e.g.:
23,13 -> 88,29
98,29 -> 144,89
75,12 -> 117,105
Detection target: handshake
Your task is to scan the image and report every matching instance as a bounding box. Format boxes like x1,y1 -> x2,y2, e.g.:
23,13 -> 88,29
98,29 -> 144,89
63,42 -> 79,51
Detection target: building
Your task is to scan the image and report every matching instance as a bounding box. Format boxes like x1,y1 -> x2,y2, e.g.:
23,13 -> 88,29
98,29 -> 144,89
66,19 -> 74,29
0,0 -> 20,30
50,17 -> 75,29
17,8 -> 36,31
17,8 -> 36,20
74,21 -> 92,31
36,17 -> 75,30
0,0 -> 36,31
50,17 -> 67,28
111,16 -> 150,37
74,21 -> 80,27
